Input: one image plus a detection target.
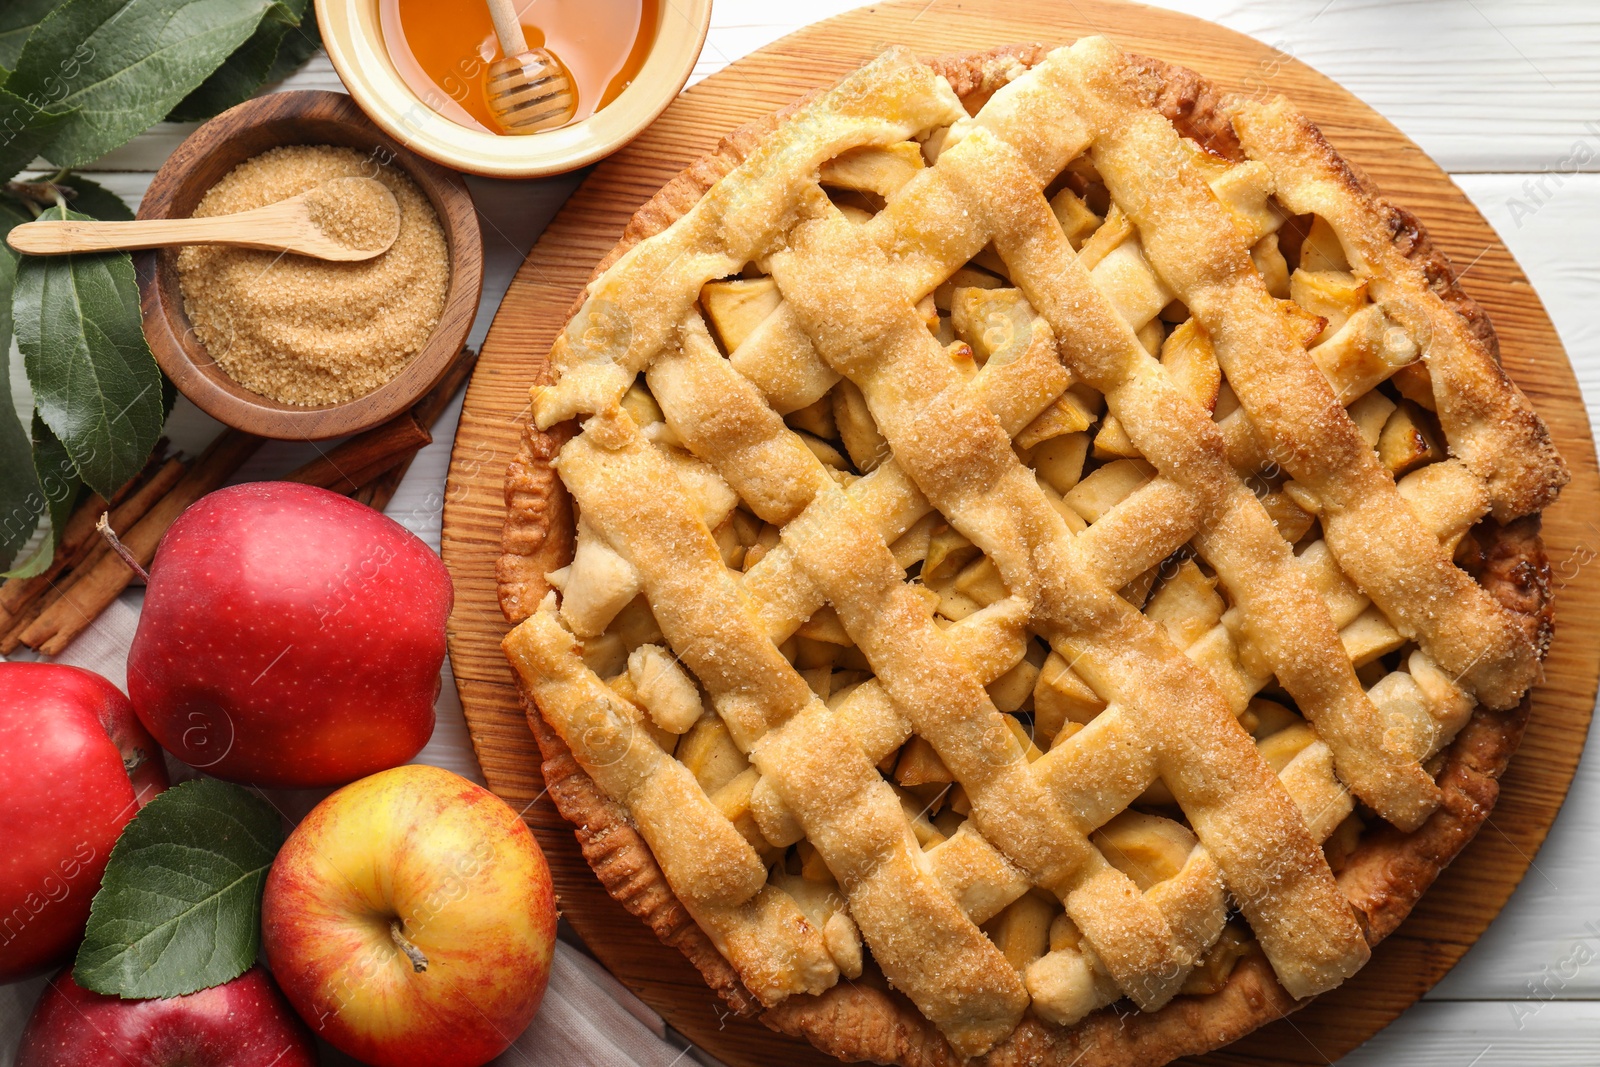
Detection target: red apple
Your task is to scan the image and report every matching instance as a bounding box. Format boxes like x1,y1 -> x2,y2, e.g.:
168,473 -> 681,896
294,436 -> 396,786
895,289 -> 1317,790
126,482 -> 451,787
0,664 -> 167,983
262,765 -> 556,1067
15,965 -> 317,1066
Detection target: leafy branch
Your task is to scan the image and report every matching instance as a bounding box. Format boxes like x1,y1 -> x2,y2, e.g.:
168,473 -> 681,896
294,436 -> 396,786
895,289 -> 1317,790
0,0 -> 320,575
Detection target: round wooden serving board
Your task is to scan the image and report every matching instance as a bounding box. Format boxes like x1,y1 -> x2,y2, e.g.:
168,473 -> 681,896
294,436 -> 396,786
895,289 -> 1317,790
442,2 -> 1600,1063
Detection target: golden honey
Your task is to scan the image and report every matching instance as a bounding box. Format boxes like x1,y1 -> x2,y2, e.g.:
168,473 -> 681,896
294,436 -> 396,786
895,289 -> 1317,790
379,0 -> 658,134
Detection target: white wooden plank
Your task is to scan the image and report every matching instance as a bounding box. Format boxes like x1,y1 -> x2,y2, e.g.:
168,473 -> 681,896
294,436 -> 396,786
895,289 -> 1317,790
1454,173 -> 1600,437
1340,1000 -> 1600,1065
0,979 -> 45,1067
1422,714 -> 1600,1002
687,0 -> 858,82
1402,172 -> 1600,1004
71,1 -> 1600,176
2,6 -> 1597,1066
702,0 -> 1600,173
1159,0 -> 1600,173
21,171 -> 155,212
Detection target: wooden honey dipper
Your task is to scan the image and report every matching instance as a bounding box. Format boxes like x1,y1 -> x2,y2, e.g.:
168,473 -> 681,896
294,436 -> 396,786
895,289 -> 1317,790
483,0 -> 578,134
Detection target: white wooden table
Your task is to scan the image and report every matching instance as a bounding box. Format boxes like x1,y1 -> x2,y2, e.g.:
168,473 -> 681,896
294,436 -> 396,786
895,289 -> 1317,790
4,2 -> 1598,1064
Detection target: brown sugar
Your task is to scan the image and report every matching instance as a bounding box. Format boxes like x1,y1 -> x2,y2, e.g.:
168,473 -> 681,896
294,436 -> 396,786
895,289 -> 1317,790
177,145 -> 449,407
304,177 -> 400,252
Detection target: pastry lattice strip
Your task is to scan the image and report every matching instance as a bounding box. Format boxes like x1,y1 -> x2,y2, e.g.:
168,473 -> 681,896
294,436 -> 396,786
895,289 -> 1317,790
507,39 -> 1559,1059
672,291 -> 1366,867
518,43 -> 1344,1049
671,40 -> 1539,822
512,342 -> 1233,1051
756,143 -> 1365,1006
525,108 -> 1279,1061
653,314 -> 1236,1004
1051,42 -> 1543,713
546,38 -> 1533,829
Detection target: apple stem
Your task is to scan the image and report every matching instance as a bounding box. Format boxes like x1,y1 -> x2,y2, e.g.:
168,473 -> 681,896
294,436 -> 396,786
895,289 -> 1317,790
389,920 -> 429,973
96,514 -> 150,583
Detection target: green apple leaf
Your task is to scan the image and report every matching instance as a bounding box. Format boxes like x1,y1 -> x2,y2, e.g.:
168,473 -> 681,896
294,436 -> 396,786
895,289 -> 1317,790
4,413 -> 86,579
14,205 -> 164,500
31,414 -> 80,534
261,9 -> 322,87
3,183 -> 122,576
0,0 -> 55,72
75,779 -> 284,999
60,173 -> 135,222
168,0 -> 312,122
6,0 -> 288,169
0,86 -> 73,184
0,196 -> 44,571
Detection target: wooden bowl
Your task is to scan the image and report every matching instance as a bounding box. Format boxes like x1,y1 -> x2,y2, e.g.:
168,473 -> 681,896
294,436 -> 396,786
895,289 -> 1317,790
315,0 -> 712,178
136,90 -> 483,441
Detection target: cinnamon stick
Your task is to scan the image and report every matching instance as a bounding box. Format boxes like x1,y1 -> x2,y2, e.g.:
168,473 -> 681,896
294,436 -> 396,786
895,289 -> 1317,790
0,447 -> 166,624
0,459 -> 179,652
0,495 -> 104,622
353,346 -> 479,513
1,581 -> 67,654
283,411 -> 431,494
19,430 -> 264,656
43,494 -> 111,565
10,347 -> 478,654
0,459 -> 186,634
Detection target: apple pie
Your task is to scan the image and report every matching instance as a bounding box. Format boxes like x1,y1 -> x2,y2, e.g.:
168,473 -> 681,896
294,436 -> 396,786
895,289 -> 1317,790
499,38 -> 1566,1066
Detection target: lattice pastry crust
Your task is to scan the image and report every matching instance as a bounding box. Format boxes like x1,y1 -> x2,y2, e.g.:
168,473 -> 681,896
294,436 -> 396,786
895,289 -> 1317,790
499,40 -> 1564,1067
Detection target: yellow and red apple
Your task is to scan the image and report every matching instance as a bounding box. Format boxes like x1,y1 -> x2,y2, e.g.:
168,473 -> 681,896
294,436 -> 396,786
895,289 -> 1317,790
262,764 -> 556,1067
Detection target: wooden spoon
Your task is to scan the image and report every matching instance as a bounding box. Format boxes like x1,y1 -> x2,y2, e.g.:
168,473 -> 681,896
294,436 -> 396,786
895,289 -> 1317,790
483,0 -> 577,134
5,177 -> 401,262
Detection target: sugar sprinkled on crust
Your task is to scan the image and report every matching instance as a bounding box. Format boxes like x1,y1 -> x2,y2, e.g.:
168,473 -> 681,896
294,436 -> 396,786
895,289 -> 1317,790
498,42 -> 1556,1067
